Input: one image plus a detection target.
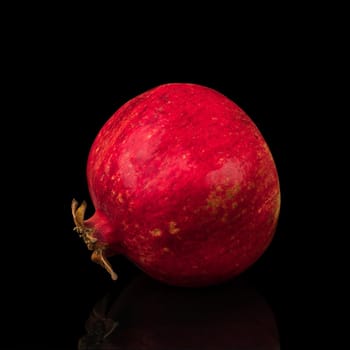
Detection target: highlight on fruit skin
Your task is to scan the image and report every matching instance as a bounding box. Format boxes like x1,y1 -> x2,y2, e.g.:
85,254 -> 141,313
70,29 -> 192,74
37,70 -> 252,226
72,82 -> 281,287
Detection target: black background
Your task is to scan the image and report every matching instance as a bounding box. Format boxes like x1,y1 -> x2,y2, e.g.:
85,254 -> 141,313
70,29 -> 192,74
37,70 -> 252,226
2,7 -> 336,349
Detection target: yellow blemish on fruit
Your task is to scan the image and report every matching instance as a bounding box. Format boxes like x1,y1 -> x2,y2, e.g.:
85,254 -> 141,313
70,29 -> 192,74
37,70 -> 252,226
150,228 -> 162,237
206,184 -> 241,214
206,191 -> 222,214
231,202 -> 238,210
225,185 -> 240,199
169,221 -> 180,235
117,193 -> 124,203
162,247 -> 170,253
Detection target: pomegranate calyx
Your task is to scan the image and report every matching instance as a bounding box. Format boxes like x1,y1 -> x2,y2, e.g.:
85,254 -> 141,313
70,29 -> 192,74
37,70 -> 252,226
71,199 -> 118,281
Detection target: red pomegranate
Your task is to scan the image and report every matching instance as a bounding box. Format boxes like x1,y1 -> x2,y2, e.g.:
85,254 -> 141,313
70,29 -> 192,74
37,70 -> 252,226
72,83 -> 281,287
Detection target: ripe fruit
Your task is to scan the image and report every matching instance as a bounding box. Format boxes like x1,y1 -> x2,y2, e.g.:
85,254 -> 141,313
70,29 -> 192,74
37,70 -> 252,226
72,83 -> 280,287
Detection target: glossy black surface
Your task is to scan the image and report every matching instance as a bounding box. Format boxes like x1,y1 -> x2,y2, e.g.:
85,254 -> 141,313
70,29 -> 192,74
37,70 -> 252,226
78,272 -> 280,350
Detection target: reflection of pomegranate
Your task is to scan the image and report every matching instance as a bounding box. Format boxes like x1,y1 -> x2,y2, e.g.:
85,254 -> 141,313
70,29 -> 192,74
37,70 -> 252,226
79,273 -> 280,349
72,83 -> 280,286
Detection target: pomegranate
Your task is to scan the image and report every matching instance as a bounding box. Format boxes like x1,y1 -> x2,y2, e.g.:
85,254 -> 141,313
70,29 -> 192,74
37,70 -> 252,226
72,83 -> 280,287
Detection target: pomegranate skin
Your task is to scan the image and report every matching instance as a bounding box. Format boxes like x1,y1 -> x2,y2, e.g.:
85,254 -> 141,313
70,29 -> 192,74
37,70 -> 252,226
81,83 -> 280,287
